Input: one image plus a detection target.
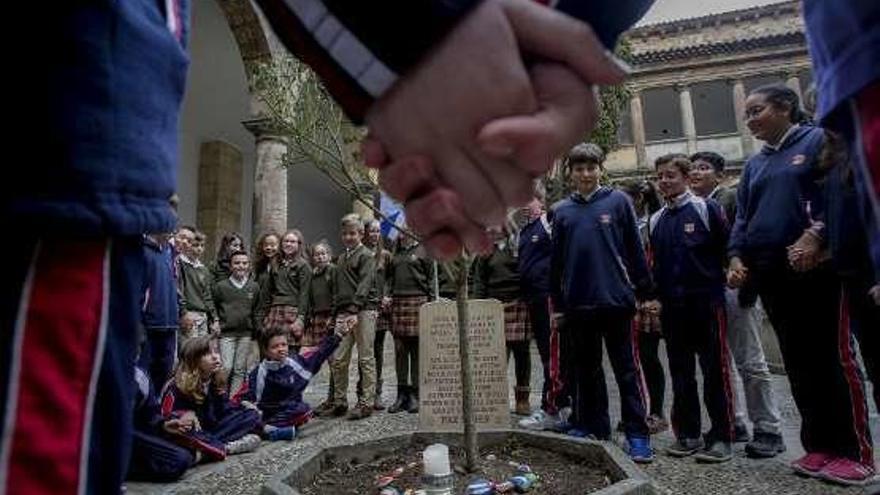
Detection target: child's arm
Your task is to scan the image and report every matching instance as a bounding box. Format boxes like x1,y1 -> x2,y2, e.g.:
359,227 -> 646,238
298,332 -> 343,374
620,197 -> 654,301
549,211 -> 566,314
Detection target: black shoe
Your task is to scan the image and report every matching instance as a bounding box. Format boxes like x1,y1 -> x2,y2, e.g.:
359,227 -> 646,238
330,403 -> 349,417
745,432 -> 786,458
695,441 -> 733,463
407,393 -> 419,414
346,403 -> 373,420
388,388 -> 410,414
734,423 -> 750,443
666,438 -> 704,457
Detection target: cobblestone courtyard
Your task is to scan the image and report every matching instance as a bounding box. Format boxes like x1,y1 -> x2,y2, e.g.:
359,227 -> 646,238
128,339 -> 880,495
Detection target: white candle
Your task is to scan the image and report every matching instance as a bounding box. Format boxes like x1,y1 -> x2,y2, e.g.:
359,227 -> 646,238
423,443 -> 451,476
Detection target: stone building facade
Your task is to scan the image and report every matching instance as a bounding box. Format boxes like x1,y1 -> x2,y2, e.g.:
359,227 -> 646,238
605,0 -> 812,177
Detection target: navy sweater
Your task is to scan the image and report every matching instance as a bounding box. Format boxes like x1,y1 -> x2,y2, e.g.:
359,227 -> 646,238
729,125 -> 827,267
518,214 -> 553,298
143,236 -> 179,331
649,192 -> 728,304
235,333 -> 340,423
551,188 -> 653,313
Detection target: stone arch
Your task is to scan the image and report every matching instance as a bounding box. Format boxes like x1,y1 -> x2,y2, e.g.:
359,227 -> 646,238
214,0 -> 274,82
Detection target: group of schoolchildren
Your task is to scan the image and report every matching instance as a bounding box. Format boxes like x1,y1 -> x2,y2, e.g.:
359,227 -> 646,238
514,82 -> 878,487
129,82 -> 879,487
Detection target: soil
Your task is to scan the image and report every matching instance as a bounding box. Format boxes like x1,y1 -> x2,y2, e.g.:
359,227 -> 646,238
301,438 -> 615,494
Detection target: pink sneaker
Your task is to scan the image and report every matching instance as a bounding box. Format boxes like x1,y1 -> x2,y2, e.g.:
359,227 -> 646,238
791,452 -> 834,476
818,458 -> 876,486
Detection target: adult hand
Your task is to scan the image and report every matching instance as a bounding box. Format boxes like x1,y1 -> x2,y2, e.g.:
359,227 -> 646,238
727,257 -> 748,288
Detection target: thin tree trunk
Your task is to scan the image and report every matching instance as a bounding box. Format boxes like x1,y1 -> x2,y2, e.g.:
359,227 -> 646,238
456,256 -> 477,472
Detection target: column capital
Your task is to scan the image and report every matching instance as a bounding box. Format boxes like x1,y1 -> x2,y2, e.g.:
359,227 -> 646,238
242,116 -> 287,141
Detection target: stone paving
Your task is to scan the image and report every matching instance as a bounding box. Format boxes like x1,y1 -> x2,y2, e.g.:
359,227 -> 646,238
127,337 -> 880,495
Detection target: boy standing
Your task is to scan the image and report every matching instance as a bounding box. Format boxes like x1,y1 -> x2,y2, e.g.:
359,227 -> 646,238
329,214 -> 378,420
689,151 -> 784,457
213,251 -> 260,394
649,154 -> 735,462
179,229 -> 219,340
550,143 -> 654,463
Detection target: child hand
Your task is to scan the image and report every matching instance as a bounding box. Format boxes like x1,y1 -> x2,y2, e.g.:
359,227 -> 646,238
727,257 -> 748,288
334,314 -> 358,336
787,231 -> 821,272
240,401 -> 261,415
180,313 -> 195,331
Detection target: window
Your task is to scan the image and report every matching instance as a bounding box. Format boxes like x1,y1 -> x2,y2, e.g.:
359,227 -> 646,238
643,87 -> 683,141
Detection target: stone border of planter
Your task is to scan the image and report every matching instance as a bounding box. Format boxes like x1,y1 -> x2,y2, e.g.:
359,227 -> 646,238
261,429 -> 657,495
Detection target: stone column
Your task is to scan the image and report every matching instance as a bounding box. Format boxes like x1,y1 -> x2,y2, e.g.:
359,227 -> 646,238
630,92 -> 647,168
196,141 -> 243,259
678,84 -> 698,154
731,79 -> 754,157
244,117 -> 288,237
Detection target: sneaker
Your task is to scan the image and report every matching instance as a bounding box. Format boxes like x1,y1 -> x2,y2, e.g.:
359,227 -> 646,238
346,403 -> 373,420
734,422 -> 750,443
565,427 -> 592,439
666,438 -> 704,457
694,441 -> 733,463
266,426 -> 296,441
225,434 -> 261,455
818,458 -> 876,486
646,414 -> 669,435
791,452 -> 834,477
518,410 -> 563,431
626,435 -> 655,464
745,432 -> 786,458
313,399 -> 337,416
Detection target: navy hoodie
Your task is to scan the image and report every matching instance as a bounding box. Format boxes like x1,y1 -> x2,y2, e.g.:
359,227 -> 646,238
143,236 -> 179,331
551,187 -> 653,313
728,125 -> 827,267
518,213 -> 553,298
649,191 -> 728,304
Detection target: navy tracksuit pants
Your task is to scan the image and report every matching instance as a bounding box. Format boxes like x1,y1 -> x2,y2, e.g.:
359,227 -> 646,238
661,299 -> 734,443
563,308 -> 649,439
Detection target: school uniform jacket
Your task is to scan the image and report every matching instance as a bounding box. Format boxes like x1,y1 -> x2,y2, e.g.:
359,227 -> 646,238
551,187 -> 653,313
728,125 -> 827,269
649,191 -> 728,305
518,213 -> 553,298
388,244 -> 433,297
234,333 -> 341,425
270,258 -> 312,310
472,242 -> 522,303
143,236 -> 179,331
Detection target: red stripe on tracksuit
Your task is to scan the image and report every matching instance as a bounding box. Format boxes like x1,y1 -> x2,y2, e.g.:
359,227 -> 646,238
856,83 -> 880,210
545,298 -> 563,414
4,241 -> 108,495
837,288 -> 873,466
629,319 -> 650,419
714,304 -> 736,442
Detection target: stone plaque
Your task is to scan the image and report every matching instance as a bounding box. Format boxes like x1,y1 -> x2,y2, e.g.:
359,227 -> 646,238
419,299 -> 509,432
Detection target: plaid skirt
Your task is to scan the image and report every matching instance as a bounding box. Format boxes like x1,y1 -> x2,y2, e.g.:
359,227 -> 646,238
391,295 -> 428,337
301,311 -> 332,347
503,300 -> 532,342
263,304 -> 301,341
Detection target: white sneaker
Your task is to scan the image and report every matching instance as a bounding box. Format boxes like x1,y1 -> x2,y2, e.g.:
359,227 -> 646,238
518,409 -> 565,431
225,433 -> 261,455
